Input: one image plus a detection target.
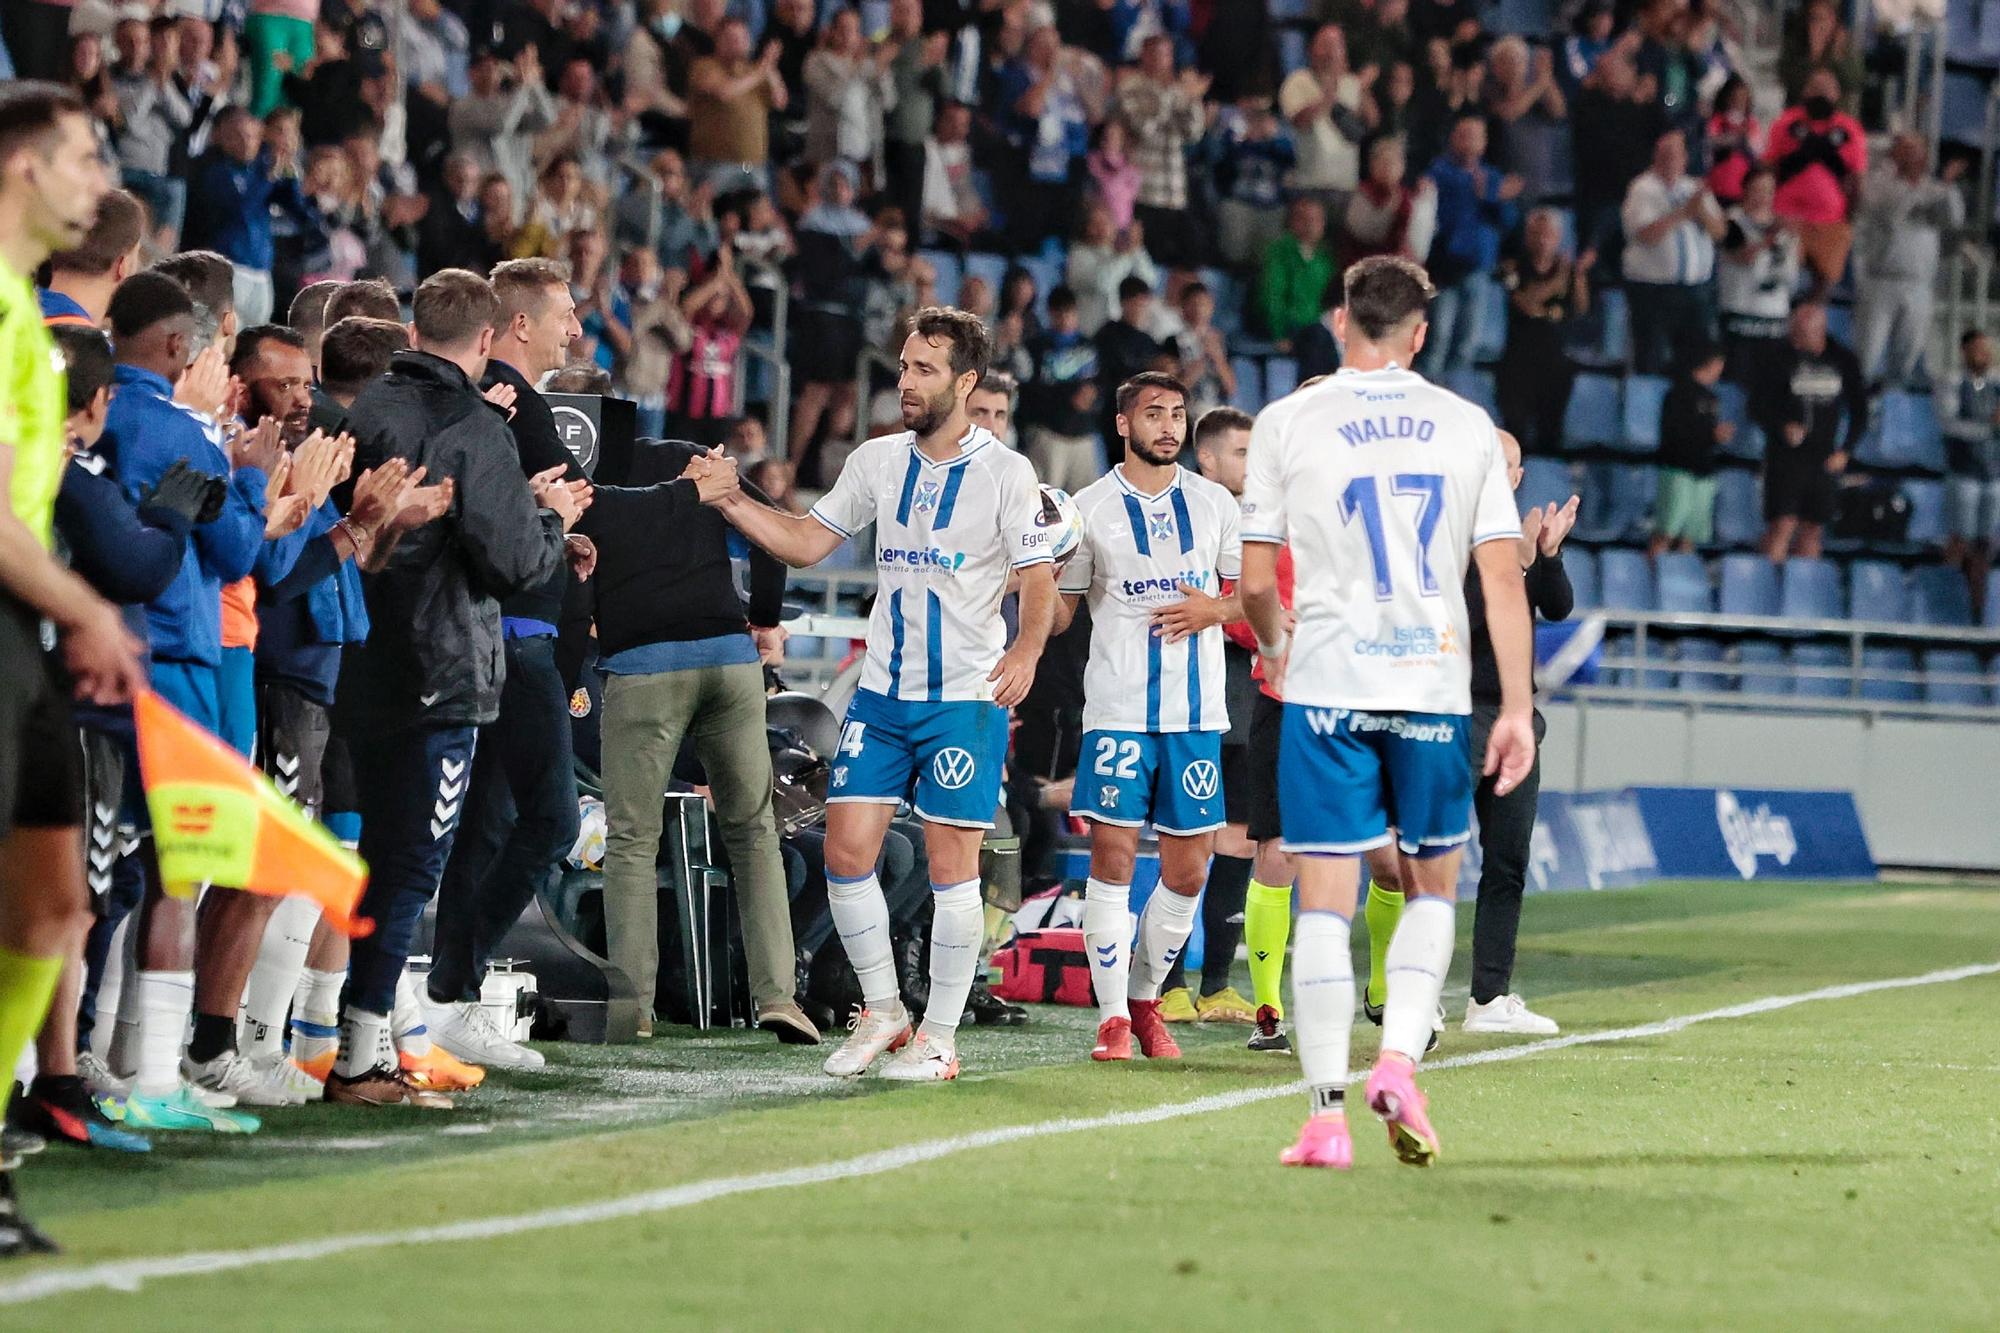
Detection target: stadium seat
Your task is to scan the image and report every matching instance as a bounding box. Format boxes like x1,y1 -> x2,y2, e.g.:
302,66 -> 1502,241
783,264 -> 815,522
1563,547 -> 1599,608
1779,558 -> 1843,622
1278,27 -> 1308,73
921,250 -> 962,307
1202,268 -> 1243,336
1264,356 -> 1299,401
1562,373 -> 1623,449
1719,553 -> 1780,617
1675,636 -> 1729,691
1490,0 -> 1556,34
1620,375 -> 1670,453
1581,462 -> 1656,544
1790,642 -> 1852,698
1020,255 -> 1062,314
1472,280 -> 1510,364
1654,552 -> 1712,612
1860,645 -> 1921,702
1713,381 -> 1765,462
1922,648 -> 1988,705
1862,390 -> 1947,473
1597,548 -> 1654,611
1230,357 -> 1263,411
1910,565 -> 1973,627
1570,286 -> 1629,367
1988,570 -> 2000,629
1846,559 -> 1908,623
1267,0 -> 1311,17
964,251 -> 1009,297
1826,301 -> 1853,344
1518,456 -> 1578,517
1736,639 -> 1790,696
1712,468 -> 1763,548
1442,369 -> 1497,415
1636,636 -> 1675,690
1902,480 -> 1947,549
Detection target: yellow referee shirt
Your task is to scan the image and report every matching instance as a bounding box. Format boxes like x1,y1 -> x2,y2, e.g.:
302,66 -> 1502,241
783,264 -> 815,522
0,258 -> 67,549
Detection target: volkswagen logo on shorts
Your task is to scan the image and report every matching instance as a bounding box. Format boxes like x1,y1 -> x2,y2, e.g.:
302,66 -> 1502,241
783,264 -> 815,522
932,747 -> 977,790
1180,760 -> 1220,801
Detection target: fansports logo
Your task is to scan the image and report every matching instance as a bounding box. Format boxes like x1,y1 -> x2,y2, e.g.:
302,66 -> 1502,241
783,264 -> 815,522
879,545 -> 968,574
1715,790 -> 1797,880
1304,710 -> 1456,743
931,747 -> 977,790
1180,760 -> 1220,801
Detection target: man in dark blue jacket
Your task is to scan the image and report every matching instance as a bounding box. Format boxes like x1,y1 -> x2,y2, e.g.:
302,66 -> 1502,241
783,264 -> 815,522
183,106 -> 317,327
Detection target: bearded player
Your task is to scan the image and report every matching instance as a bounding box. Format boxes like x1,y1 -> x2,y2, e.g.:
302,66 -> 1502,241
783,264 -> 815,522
1240,257 -> 1535,1170
1050,373 -> 1242,1062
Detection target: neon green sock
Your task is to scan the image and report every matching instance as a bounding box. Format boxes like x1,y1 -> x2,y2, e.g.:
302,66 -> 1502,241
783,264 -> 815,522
1243,880 -> 1293,1017
0,945 -> 64,1122
1364,880 -> 1405,1008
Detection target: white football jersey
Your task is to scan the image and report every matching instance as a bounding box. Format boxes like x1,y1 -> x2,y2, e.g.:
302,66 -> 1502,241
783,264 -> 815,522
1061,466 -> 1243,734
810,425 -> 1055,702
1241,366 -> 1519,714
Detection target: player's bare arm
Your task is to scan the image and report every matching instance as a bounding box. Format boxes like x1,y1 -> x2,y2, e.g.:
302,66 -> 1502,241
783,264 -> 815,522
1471,538 -> 1537,796
1239,540 -> 1287,694
990,561 -> 1056,707
696,447 -> 845,568
1149,580 -> 1242,644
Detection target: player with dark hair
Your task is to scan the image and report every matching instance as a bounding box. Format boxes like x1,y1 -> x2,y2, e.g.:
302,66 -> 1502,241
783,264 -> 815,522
317,316 -> 409,407
1241,256 -> 1536,1169
39,188 -> 147,327
1050,372 -> 1244,1062
323,277 -> 401,328
150,250 -> 238,358
690,306 -> 1060,1081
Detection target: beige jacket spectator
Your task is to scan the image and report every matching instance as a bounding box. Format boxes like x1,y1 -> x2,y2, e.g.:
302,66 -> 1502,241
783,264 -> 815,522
1278,24 -> 1375,196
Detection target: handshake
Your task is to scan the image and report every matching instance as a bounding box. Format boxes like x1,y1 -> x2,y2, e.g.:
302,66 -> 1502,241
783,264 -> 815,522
683,446 -> 742,506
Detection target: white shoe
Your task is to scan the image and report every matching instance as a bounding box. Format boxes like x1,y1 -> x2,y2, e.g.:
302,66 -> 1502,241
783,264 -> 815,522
77,1051 -> 131,1103
419,995 -> 545,1071
252,1052 -> 324,1104
877,1031 -> 959,1082
822,1003 -> 912,1078
1463,993 -> 1559,1035
182,1051 -> 295,1108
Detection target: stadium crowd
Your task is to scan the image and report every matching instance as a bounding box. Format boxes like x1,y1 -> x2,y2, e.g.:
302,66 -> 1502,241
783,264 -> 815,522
0,0 -> 1991,1257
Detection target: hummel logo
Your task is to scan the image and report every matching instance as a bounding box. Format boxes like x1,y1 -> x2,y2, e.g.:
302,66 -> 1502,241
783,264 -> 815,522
420,691 -> 442,707
274,752 -> 300,777
441,757 -> 466,780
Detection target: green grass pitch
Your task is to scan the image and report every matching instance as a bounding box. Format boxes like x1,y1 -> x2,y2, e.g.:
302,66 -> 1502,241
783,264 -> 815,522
5,879 -> 1998,1330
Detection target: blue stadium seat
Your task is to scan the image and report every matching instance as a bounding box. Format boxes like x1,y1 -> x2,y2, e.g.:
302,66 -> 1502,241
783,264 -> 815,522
1779,558 -> 1843,622
1712,381 -> 1765,462
1846,559 -> 1908,623
1202,268 -> 1243,336
1563,547 -> 1599,609
1230,357 -> 1263,411
1472,280 -> 1509,364
1654,552 -> 1712,612
1267,0 -> 1312,18
1712,469 -> 1763,548
1636,636 -> 1675,690
1264,356 -> 1299,401
1675,636 -> 1729,691
1518,456 -> 1577,517
921,250 -> 962,307
1910,565 -> 1973,626
1903,480 -> 1947,549
1826,302 -> 1853,344
1020,255 -> 1062,315
1563,373 -> 1623,449
1736,639 -> 1790,696
1278,27 -> 1308,73
1442,369 -> 1497,415
1620,375 -> 1670,454
1790,642 -> 1852,698
1922,648 -> 1988,704
1490,0 -> 1556,33
1988,570 -> 2000,629
1591,463 -> 1657,543
1860,645 -> 1921,702
964,251 -> 1009,297
1570,286 -> 1629,367
1597,548 -> 1654,611
1719,554 -> 1780,617
1863,390 -> 1947,473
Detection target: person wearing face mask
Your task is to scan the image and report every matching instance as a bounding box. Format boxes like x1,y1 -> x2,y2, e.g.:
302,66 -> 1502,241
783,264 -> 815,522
1763,69 -> 1866,297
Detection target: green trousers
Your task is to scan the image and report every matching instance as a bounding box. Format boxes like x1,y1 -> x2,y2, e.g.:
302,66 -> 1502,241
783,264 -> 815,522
600,660 -> 795,1016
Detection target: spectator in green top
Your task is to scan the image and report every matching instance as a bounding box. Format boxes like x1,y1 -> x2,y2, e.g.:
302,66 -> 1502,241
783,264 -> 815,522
1257,195 -> 1336,349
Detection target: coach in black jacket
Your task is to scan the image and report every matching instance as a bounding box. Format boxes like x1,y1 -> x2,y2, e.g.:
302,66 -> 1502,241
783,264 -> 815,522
424,259 -> 596,1072
332,269 -> 580,1105
1460,430 -> 1576,1038
578,440 -> 819,1044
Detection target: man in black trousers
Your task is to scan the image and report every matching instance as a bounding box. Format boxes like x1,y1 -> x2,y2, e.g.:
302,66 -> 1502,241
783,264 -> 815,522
1462,429 -> 1577,1036
421,258 -> 596,1072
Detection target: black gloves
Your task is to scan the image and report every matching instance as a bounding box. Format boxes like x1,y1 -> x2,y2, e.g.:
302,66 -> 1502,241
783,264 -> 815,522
137,458 -> 229,536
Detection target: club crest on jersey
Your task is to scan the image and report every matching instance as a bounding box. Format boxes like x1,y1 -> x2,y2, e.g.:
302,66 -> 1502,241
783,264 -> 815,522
1147,511 -> 1176,544
931,747 -> 976,790
913,479 -> 942,514
1180,760 -> 1220,801
1098,784 -> 1120,808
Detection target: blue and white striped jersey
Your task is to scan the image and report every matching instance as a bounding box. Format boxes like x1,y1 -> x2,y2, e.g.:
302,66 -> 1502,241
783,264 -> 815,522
810,425 -> 1054,702
1060,466 -> 1242,734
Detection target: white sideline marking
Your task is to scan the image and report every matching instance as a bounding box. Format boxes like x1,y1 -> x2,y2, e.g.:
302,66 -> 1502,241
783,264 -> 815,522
5,960 -> 1995,1307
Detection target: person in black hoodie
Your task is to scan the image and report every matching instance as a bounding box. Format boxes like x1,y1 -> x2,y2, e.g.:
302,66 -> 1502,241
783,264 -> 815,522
577,440 -> 819,1044
1651,341 -> 1731,556
333,268 -> 583,1109
421,258 -> 596,1075
1754,301 -> 1866,562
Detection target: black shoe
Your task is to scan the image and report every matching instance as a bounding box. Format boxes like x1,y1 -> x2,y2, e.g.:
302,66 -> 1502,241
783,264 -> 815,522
0,1170 -> 59,1259
893,931 -> 930,1017
1359,991 -> 1439,1053
963,980 -> 1026,1027
1247,1004 -> 1291,1053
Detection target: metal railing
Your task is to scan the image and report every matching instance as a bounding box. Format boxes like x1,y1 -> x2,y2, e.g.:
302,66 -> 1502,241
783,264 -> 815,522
734,256 -> 792,460
852,344 -> 901,454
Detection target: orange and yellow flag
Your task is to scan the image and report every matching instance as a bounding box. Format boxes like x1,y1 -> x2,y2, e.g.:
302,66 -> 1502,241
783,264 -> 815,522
134,689 -> 372,936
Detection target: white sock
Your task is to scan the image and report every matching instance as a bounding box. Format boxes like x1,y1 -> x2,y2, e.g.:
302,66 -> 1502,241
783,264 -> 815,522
1291,911 -> 1355,1116
94,911 -> 133,1061
826,873 -> 899,1009
1081,878 -> 1132,1023
335,1007 -> 394,1079
1128,888 -> 1199,1003
391,969 -> 432,1056
239,896 -> 319,1061
1382,896 -> 1455,1063
290,967 -> 345,1066
135,969 -> 194,1096
918,880 -> 982,1044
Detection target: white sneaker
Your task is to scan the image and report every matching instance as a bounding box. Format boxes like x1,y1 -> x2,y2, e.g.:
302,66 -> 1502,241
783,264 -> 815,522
420,995 -> 545,1071
252,1052 -> 325,1104
822,1003 -> 912,1078
77,1051 -> 131,1103
182,1051 -> 295,1108
877,1031 -> 959,1082
1463,993 -> 1559,1036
